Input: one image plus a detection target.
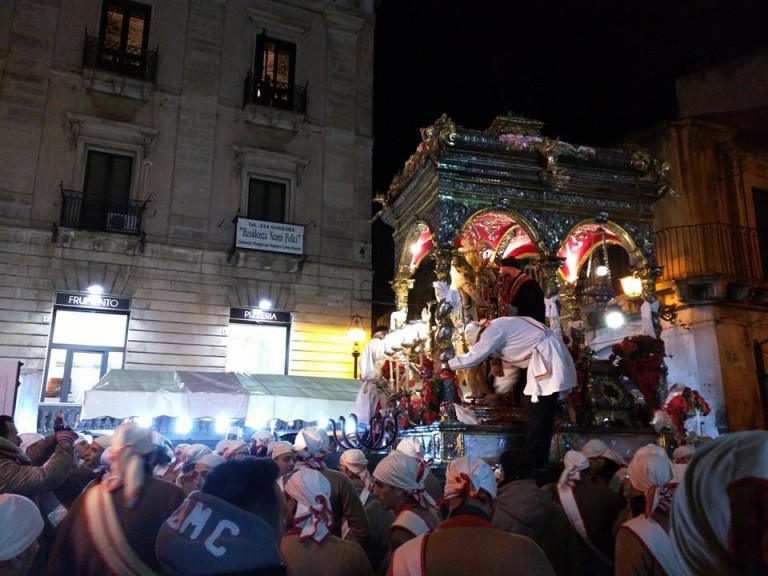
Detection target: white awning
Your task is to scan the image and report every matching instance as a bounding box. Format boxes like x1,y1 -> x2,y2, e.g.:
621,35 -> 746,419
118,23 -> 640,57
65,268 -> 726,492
80,369 -> 360,423
235,373 -> 360,424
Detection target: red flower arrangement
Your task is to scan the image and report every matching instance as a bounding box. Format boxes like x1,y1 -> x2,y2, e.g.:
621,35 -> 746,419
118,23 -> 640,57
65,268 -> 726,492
652,384 -> 711,443
609,335 -> 665,404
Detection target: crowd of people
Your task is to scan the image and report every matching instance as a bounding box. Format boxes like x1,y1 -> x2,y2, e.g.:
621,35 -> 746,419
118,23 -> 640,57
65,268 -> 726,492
0,412 -> 766,575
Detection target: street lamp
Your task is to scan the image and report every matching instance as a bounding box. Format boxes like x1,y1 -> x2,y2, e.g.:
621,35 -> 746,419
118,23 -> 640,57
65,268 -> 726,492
347,314 -> 366,379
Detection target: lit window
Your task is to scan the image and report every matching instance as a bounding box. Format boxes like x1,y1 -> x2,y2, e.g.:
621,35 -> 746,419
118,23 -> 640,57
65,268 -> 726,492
97,1 -> 152,78
255,35 -> 296,110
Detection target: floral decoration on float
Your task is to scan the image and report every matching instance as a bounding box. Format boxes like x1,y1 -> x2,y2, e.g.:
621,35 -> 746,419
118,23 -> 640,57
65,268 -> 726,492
651,383 -> 712,445
378,355 -> 461,429
609,335 -> 666,405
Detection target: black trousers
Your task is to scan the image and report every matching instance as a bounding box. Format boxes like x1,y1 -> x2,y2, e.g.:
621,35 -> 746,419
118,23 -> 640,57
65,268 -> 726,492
524,392 -> 559,469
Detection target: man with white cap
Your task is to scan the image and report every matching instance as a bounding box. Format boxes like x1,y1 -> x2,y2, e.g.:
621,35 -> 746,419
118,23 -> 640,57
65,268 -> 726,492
447,316 -> 577,468
250,430 -> 274,457
81,434 -> 111,471
47,422 -> 185,575
293,426 -> 371,552
389,455 -> 555,575
338,449 -> 393,571
372,451 -> 441,567
614,449 -> 682,576
670,444 -> 694,483
176,444 -> 212,494
395,437 -> 443,504
192,453 -> 226,492
580,438 -> 627,491
671,430 -> 768,576
268,441 -> 295,488
670,444 -> 694,465
218,438 -> 251,460
0,494 -> 44,576
546,450 -> 624,576
281,467 -> 374,576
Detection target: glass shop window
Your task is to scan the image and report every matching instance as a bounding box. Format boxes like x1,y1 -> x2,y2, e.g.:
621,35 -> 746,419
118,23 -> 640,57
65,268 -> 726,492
42,310 -> 128,404
226,323 -> 288,374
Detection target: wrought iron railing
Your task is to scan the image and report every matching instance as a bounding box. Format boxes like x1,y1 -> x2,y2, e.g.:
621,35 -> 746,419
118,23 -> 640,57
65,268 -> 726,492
60,185 -> 148,236
655,223 -> 764,282
243,70 -> 307,113
82,32 -> 159,82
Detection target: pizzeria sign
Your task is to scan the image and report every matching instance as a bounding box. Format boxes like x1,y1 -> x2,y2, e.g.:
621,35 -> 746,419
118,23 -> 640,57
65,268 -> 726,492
235,218 -> 304,255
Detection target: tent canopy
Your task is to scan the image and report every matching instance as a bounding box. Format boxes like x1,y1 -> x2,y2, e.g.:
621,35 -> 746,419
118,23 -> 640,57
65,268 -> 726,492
80,369 -> 360,423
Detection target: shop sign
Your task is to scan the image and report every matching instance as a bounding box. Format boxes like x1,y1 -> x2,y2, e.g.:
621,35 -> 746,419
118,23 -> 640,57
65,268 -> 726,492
235,218 -> 304,255
55,292 -> 131,312
229,308 -> 292,325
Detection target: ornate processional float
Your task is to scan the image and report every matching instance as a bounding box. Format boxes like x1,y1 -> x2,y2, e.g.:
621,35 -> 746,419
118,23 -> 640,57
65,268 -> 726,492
346,114 -> 692,465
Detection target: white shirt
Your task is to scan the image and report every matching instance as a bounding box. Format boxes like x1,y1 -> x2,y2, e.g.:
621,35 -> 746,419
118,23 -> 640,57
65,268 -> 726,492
360,336 -> 387,380
447,317 -> 577,402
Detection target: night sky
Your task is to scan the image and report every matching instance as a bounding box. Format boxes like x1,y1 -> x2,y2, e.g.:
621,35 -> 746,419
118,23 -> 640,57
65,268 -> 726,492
370,0 -> 768,320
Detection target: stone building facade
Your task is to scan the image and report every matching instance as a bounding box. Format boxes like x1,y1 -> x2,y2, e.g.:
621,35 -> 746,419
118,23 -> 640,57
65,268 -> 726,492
643,48 -> 768,433
0,0 -> 375,430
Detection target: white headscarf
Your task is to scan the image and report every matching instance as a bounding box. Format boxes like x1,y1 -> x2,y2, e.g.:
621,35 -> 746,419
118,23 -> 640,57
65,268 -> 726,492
252,430 -> 273,444
195,453 -> 226,471
93,435 -> 113,450
443,456 -> 497,503
396,437 -> 434,475
18,432 -> 44,454
633,443 -> 668,459
627,451 -> 674,517
671,430 -> 768,576
285,468 -> 333,544
218,439 -> 249,460
558,450 -> 589,487
105,422 -> 153,508
373,452 -> 435,509
183,444 -> 212,465
268,441 -> 294,459
340,449 -> 372,488
581,439 -> 627,465
293,427 -> 329,470
0,494 -> 44,561
672,445 -> 695,463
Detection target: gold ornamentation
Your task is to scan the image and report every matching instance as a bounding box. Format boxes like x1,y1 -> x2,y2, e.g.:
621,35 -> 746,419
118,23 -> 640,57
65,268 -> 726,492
386,114 -> 457,203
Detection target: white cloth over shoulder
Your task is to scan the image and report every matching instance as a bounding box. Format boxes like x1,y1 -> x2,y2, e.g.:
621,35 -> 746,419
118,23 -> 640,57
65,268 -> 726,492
641,299 -> 659,336
360,335 -> 387,381
544,295 -> 562,337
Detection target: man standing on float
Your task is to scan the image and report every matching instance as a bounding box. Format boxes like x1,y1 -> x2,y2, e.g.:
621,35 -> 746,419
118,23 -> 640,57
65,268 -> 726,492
353,326 -> 389,426
447,316 -> 576,469
493,256 -> 547,405
496,256 -> 546,323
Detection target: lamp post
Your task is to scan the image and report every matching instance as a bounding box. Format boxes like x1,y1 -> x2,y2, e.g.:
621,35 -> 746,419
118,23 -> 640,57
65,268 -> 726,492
347,314 -> 366,379
352,344 -> 361,379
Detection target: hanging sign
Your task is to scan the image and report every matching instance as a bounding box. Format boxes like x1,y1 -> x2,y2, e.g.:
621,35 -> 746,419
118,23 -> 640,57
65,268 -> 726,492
229,308 -> 292,325
235,218 -> 304,255
55,292 -> 131,312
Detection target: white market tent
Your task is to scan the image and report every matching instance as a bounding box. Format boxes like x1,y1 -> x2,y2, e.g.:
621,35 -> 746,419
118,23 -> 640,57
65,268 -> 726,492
80,369 -> 360,423
237,373 -> 361,424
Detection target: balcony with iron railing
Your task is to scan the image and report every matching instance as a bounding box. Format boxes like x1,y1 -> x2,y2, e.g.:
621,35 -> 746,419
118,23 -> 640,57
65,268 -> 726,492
243,70 -> 307,114
59,184 -> 148,237
82,31 -> 159,82
656,223 -> 764,282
